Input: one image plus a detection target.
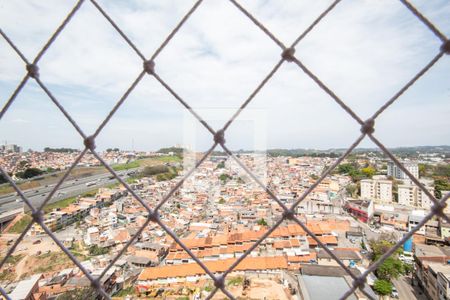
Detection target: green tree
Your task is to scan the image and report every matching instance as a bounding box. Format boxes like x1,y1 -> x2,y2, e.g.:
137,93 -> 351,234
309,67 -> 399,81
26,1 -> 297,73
16,168 -> 44,179
338,163 -> 356,174
434,178 -> 450,199
257,218 -> 268,226
376,256 -> 404,281
88,245 -> 109,256
361,166 -> 376,178
0,173 -> 7,184
434,164 -> 450,177
346,184 -> 358,198
142,165 -> 169,176
369,239 -> 396,257
418,163 -> 427,177
219,174 -> 231,182
369,237 -> 407,281
218,198 -> 225,204
373,279 -> 393,296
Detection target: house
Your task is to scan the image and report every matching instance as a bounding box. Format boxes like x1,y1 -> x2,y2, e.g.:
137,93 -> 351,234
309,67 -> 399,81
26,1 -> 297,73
316,249 -> 362,267
8,274 -> 45,300
127,256 -> 153,268
85,227 -> 100,245
137,256 -> 288,287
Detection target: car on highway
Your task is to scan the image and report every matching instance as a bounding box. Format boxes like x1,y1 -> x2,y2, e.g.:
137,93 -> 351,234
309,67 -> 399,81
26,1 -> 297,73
15,198 -> 23,202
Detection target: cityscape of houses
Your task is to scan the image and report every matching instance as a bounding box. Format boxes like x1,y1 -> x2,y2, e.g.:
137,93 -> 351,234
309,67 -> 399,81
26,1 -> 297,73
0,145 -> 449,300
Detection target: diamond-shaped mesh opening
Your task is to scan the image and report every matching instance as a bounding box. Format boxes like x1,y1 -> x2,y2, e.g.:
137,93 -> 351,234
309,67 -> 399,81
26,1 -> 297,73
1,0 -> 449,299
34,2 -> 144,134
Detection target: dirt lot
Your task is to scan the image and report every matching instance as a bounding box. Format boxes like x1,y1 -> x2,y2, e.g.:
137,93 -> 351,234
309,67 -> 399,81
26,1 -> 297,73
0,231 -> 81,282
213,277 -> 292,300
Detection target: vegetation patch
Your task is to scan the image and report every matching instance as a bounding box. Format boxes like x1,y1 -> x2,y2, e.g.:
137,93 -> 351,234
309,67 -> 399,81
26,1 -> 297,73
112,160 -> 140,171
43,190 -> 98,213
113,286 -> 135,297
7,214 -> 32,234
227,276 -> 244,286
88,244 -> 109,256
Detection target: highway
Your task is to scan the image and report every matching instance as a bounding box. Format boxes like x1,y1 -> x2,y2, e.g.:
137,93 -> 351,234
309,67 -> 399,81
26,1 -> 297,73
0,169 -> 137,214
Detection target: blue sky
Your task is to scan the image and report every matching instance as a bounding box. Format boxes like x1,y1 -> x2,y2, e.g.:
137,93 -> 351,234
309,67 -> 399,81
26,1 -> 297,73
0,0 -> 449,151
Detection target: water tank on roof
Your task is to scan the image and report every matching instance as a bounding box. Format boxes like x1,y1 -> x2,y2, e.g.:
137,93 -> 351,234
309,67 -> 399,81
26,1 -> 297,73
403,234 -> 413,252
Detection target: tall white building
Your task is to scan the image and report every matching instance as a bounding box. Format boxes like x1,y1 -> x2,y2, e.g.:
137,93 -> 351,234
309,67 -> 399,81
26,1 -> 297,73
398,180 -> 434,210
0,144 -> 22,153
387,161 -> 419,180
360,176 -> 393,203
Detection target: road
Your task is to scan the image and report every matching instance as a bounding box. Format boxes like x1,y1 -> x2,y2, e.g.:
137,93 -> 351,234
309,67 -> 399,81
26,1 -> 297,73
0,169 -> 138,213
393,276 -> 427,300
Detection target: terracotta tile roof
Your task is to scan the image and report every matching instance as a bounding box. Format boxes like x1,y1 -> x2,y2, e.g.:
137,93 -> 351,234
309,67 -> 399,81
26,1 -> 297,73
307,235 -> 338,246
170,221 -> 344,251
138,256 -> 288,281
166,244 -> 253,260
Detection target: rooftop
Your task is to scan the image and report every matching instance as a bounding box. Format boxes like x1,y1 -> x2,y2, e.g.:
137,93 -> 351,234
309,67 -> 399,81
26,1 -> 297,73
138,256 -> 288,281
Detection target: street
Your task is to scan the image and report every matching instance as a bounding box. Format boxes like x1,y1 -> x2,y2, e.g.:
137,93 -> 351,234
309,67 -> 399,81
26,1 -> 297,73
393,276 -> 427,300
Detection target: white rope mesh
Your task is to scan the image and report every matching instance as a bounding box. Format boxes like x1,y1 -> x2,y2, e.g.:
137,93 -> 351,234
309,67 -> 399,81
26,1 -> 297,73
1,0 -> 449,299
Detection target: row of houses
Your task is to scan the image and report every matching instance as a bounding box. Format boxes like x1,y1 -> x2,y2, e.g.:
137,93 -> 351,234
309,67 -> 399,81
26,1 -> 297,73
28,188 -> 127,236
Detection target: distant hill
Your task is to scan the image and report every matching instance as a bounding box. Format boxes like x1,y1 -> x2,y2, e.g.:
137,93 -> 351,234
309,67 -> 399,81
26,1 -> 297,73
267,145 -> 450,158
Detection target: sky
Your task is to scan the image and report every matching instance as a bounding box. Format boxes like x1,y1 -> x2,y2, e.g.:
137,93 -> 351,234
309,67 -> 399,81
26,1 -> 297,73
0,0 -> 449,152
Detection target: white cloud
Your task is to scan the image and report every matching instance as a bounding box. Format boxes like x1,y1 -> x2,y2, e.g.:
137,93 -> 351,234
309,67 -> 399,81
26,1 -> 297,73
0,0 -> 449,151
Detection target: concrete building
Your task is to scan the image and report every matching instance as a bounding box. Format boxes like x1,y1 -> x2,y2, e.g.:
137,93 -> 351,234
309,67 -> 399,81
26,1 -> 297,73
399,180 -> 434,209
316,249 -> 362,267
1,144 -> 22,153
409,210 -> 427,235
296,264 -> 376,300
360,177 -> 392,203
413,244 -> 450,300
344,199 -> 374,223
8,274 -> 45,300
387,161 -> 419,180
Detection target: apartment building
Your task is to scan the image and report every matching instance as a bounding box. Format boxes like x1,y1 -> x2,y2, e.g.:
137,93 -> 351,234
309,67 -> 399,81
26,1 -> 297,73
360,176 -> 393,203
399,180 -> 434,209
414,244 -> 450,300
1,144 -> 22,153
387,161 -> 419,180
408,211 -> 427,235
